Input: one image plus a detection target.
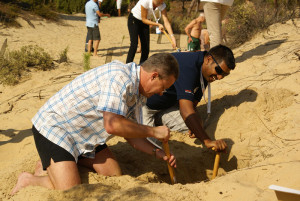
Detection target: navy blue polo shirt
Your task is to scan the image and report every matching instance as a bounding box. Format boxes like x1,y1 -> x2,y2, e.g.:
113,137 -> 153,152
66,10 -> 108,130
146,51 -> 208,110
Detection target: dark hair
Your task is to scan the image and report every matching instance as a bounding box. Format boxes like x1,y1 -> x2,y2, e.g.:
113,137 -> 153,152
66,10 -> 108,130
141,53 -> 179,80
208,45 -> 236,70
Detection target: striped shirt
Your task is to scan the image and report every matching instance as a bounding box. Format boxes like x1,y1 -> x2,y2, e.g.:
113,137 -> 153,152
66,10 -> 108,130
32,60 -> 146,161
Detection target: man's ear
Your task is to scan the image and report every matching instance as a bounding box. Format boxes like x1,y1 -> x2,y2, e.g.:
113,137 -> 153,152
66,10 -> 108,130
204,55 -> 210,65
151,72 -> 159,80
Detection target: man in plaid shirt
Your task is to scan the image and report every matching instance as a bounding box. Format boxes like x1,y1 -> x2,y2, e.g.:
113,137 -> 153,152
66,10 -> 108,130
11,53 -> 179,194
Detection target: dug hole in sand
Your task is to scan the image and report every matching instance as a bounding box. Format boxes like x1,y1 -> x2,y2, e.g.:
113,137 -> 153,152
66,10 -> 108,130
0,15 -> 299,201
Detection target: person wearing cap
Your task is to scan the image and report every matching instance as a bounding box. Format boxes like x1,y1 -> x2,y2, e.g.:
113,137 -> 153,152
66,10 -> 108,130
142,45 -> 236,151
185,12 -> 206,52
11,53 -> 179,195
126,0 -> 177,64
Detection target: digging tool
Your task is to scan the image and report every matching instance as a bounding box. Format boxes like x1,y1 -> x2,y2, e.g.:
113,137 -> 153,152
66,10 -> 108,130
162,30 -> 181,52
211,147 -> 221,179
162,141 -> 177,184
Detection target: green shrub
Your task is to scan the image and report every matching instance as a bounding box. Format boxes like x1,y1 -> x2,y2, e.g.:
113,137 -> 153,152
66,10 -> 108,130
58,47 -> 69,63
34,4 -> 59,21
83,52 -> 91,71
18,45 -> 54,71
0,55 -> 25,85
0,45 -> 54,85
226,0 -> 299,48
0,3 -> 21,27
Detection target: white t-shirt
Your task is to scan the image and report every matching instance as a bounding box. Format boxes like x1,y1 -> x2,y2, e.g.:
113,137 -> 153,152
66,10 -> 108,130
131,0 -> 166,20
201,0 -> 234,6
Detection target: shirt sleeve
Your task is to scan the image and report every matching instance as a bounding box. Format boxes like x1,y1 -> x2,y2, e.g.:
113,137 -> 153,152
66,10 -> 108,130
140,0 -> 150,9
93,3 -> 99,12
97,74 -> 130,117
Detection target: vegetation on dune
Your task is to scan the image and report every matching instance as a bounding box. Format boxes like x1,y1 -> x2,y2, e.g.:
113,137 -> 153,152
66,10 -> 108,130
169,0 -> 299,48
83,52 -> 91,72
226,0 -> 299,48
0,45 -> 70,85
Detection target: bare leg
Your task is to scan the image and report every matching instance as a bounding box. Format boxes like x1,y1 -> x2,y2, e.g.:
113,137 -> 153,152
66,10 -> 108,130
78,147 -> 122,176
11,172 -> 53,195
118,9 -> 121,17
93,40 -> 100,57
34,160 -> 47,176
88,40 -> 93,54
11,159 -> 80,195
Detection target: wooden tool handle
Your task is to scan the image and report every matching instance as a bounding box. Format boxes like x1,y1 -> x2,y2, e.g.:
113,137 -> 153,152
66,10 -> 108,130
162,30 -> 174,46
162,30 -> 180,52
163,141 -> 177,184
212,147 -> 221,179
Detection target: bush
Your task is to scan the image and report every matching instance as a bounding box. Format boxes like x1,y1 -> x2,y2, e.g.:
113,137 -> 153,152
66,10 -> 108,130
18,45 -> 54,70
34,4 -> 59,21
0,2 -> 21,27
58,46 -> 69,63
225,0 -> 299,48
0,45 -> 54,85
83,52 -> 91,71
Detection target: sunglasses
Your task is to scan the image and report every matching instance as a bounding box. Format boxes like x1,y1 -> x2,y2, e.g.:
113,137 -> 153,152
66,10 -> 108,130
208,53 -> 230,77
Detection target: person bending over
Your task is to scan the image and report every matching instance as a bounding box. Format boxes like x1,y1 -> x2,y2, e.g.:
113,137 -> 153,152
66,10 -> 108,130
11,53 -> 179,195
126,0 -> 176,64
143,45 -> 236,151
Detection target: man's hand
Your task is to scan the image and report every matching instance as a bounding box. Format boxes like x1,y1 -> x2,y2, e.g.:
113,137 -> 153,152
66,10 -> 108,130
188,36 -> 193,43
156,149 -> 177,168
158,24 -> 164,32
204,139 -> 227,152
152,125 -> 170,142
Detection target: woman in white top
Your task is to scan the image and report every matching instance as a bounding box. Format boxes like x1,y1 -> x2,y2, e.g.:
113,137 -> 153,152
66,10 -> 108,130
126,0 -> 176,64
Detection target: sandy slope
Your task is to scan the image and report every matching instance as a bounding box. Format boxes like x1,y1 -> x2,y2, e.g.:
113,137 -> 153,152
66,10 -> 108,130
0,14 -> 299,201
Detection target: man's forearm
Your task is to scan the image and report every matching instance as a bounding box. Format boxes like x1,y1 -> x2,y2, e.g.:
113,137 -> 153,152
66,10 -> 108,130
103,112 -> 154,138
184,113 -> 210,142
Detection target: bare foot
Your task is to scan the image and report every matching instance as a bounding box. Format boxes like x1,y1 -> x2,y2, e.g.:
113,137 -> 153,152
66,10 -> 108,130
93,54 -> 100,57
34,160 -> 47,176
10,172 -> 34,195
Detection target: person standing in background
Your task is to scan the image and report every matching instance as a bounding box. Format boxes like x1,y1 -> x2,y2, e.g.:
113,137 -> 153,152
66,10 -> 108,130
117,0 -> 123,16
184,12 -> 206,52
202,0 -> 234,48
85,0 -> 110,56
126,0 -> 176,64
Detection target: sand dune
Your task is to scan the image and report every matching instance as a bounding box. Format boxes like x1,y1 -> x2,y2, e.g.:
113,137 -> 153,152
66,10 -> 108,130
0,14 -> 299,201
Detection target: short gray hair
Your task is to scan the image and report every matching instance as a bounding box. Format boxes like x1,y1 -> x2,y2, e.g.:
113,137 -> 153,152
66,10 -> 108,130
141,53 -> 179,80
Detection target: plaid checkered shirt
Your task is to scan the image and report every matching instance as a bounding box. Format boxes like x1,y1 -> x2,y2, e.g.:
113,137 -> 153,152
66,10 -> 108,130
32,60 -> 146,161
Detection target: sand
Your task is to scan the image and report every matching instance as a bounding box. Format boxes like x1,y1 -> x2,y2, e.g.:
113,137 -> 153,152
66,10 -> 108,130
0,14 -> 299,201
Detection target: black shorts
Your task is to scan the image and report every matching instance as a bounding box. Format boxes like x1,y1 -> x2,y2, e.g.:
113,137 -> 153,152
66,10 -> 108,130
87,25 -> 101,41
32,126 -> 107,170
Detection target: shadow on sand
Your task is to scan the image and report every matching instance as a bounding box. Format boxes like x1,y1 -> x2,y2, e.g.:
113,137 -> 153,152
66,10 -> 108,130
236,39 -> 287,63
0,128 -> 32,146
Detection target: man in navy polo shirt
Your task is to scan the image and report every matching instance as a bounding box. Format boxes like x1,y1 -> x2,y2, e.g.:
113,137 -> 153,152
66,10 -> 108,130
143,45 -> 236,151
